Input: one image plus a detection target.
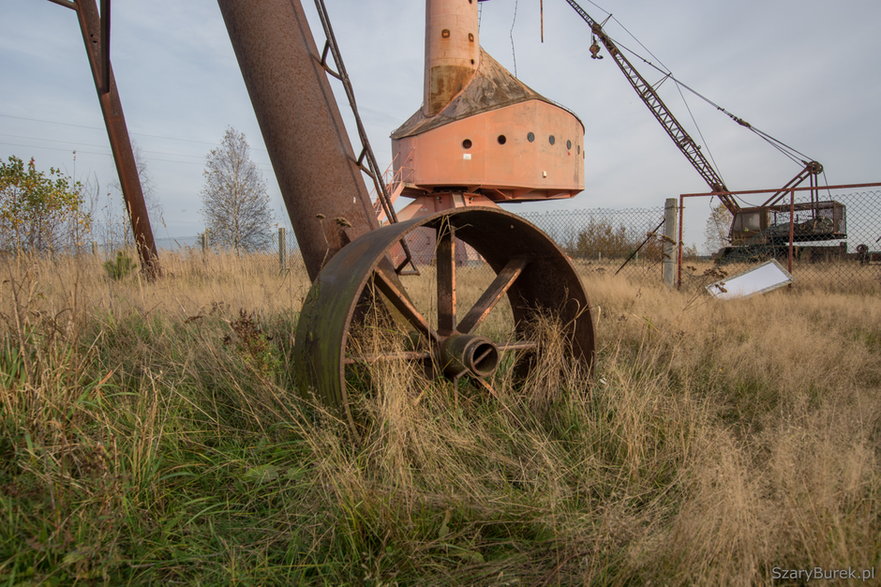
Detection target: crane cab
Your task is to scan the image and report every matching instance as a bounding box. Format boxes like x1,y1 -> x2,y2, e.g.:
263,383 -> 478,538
730,200 -> 847,246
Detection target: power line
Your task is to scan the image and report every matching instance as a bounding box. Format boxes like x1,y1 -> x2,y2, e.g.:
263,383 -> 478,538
0,141 -> 112,159
0,133 -> 208,162
0,112 -> 270,153
0,133 -> 110,151
0,139 -> 275,172
0,136 -> 203,165
0,140 -> 195,166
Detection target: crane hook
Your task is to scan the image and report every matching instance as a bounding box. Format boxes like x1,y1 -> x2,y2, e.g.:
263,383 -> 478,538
589,35 -> 603,59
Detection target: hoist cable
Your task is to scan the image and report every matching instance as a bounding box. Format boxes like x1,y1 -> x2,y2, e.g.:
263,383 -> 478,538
675,82 -> 724,181
575,3 -> 819,167
510,0 -> 519,77
583,0 -> 672,71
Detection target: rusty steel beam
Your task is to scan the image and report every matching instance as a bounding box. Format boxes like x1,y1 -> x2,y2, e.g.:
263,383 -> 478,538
217,0 -> 378,281
47,0 -> 76,9
73,0 -> 160,277
99,0 -> 110,93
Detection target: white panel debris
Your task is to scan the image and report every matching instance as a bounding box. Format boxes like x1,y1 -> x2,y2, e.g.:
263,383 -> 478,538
706,259 -> 794,300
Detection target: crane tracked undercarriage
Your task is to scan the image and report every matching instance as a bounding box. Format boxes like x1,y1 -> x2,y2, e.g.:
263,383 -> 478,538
717,200 -> 847,263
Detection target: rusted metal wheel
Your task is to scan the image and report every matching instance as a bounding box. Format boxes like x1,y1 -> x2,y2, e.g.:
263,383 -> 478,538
294,207 -> 593,424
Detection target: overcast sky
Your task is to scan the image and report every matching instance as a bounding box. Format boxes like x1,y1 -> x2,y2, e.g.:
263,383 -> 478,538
1,0 -> 879,248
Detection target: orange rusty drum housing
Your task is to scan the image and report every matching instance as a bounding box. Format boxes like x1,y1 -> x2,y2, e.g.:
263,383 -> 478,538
392,102 -> 584,200
391,0 -> 585,204
392,55 -> 585,201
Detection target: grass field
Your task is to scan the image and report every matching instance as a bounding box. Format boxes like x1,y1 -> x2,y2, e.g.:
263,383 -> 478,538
1,251 -> 879,584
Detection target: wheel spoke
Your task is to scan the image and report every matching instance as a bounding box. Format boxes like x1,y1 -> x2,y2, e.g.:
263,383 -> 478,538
373,267 -> 440,344
344,350 -> 432,364
436,224 -> 456,335
496,341 -> 537,352
457,256 -> 529,334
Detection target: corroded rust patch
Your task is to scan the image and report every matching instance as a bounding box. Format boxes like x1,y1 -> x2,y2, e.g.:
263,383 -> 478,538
427,65 -> 475,116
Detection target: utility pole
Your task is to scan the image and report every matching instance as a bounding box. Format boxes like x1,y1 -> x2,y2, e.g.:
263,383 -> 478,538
663,198 -> 678,287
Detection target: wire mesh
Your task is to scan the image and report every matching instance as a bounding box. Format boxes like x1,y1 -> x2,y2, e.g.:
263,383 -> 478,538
128,207 -> 672,280
678,186 -> 881,294
515,207 -> 667,278
45,192 -> 879,298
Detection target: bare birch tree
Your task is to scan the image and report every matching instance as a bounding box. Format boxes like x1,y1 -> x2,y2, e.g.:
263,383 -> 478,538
201,128 -> 272,252
100,143 -> 164,248
704,202 -> 733,253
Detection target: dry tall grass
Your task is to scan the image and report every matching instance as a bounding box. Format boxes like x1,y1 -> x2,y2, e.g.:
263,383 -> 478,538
1,250 -> 879,584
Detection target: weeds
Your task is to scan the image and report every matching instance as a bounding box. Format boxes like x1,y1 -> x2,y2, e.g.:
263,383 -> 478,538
102,251 -> 135,281
0,251 -> 879,584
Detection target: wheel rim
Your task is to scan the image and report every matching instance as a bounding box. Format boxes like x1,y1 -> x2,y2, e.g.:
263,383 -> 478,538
294,207 -> 594,425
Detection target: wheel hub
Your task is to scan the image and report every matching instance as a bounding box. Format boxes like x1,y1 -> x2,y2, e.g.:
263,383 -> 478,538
439,334 -> 500,379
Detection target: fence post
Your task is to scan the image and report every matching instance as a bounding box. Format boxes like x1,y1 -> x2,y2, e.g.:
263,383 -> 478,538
663,198 -> 678,287
201,232 -> 209,254
278,226 -> 287,272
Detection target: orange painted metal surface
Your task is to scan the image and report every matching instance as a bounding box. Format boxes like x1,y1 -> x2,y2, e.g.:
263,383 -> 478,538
396,192 -> 497,221
390,0 -> 585,205
393,99 -> 584,200
424,0 -> 480,116
390,192 -> 495,265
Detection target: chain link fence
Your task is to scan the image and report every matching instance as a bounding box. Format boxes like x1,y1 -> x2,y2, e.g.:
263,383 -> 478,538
146,206 -> 671,281
95,188 -> 881,296
515,207 -> 667,278
677,184 -> 881,294
273,206 -> 670,280
30,187 -> 881,297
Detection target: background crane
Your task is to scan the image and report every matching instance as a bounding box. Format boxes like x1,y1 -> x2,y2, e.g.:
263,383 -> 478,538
561,0 -> 845,257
